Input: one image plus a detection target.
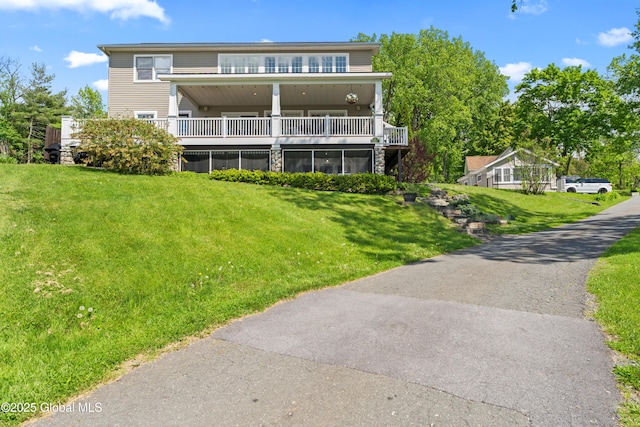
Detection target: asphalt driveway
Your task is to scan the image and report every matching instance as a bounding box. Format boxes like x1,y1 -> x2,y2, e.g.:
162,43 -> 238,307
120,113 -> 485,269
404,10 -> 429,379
32,196 -> 640,426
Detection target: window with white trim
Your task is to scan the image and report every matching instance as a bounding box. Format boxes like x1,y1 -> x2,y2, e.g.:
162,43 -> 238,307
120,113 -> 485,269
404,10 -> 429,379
503,168 -> 511,182
218,54 -> 349,74
134,55 -> 171,81
134,111 -> 157,119
494,169 -> 502,183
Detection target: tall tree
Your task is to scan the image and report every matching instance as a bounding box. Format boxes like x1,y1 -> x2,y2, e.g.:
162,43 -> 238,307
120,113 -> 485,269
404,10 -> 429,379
514,64 -> 613,175
70,85 -> 106,119
354,28 -> 508,182
11,63 -> 68,163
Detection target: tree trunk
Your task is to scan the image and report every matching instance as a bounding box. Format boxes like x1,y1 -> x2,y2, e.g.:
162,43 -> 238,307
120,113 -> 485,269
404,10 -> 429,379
564,156 -> 572,176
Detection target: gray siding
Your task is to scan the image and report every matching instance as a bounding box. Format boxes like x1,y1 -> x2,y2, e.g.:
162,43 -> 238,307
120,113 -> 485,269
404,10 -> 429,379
174,52 -> 216,74
108,52 -> 169,117
349,51 -> 372,72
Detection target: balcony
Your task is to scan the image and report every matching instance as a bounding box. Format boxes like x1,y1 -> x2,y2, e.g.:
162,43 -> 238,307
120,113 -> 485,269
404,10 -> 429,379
61,116 -> 408,147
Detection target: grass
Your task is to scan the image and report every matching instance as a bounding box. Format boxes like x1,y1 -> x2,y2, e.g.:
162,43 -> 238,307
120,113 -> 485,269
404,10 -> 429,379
0,166 -> 633,426
587,227 -> 640,426
437,183 -> 626,233
0,165 -> 477,426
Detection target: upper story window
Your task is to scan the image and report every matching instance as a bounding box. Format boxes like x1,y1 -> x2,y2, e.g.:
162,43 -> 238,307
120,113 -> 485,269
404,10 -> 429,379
135,55 -> 172,81
219,54 -> 349,74
221,55 -> 260,74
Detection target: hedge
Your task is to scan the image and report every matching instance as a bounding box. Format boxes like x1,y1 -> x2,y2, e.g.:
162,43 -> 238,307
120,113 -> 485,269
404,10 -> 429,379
209,169 -> 397,194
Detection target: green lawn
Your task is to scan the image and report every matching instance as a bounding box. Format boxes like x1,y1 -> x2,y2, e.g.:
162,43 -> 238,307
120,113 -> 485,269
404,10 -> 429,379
438,183 -> 626,233
0,165 -> 633,426
0,165 -> 476,426
587,227 -> 640,426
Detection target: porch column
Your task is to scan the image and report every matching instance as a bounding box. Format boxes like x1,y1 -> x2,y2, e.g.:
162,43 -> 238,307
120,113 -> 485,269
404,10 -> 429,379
167,82 -> 178,136
374,81 -> 384,139
271,83 -> 281,141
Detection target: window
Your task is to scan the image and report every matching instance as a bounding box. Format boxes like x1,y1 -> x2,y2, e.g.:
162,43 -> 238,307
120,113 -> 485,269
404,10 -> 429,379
309,56 -> 319,73
218,54 -> 348,74
513,167 -> 523,182
283,149 -> 373,174
277,57 -> 290,73
181,150 -> 269,173
181,152 -> 210,173
315,150 -> 342,174
247,56 -> 259,73
265,57 -> 276,73
494,169 -> 502,183
476,174 -> 482,184
503,168 -> 511,182
284,151 -> 313,173
322,56 -> 333,73
135,55 -> 171,81
344,150 -> 372,174
292,56 -> 303,73
134,111 -> 157,119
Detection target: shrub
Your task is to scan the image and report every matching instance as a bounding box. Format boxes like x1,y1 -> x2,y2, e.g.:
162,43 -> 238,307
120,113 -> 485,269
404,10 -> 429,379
595,191 -> 619,202
209,169 -> 397,194
73,118 -> 183,175
0,154 -> 18,164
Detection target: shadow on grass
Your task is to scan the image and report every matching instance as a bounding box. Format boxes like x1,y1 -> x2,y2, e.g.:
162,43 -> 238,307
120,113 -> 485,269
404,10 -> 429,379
266,188 -> 477,263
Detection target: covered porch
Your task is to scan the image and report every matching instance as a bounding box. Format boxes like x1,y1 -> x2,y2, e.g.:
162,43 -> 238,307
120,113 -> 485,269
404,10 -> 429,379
161,73 -> 408,146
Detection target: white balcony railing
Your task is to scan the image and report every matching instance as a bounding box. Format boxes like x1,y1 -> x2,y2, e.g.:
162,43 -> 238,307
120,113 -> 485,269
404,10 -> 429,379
61,116 -> 409,146
383,126 -> 408,146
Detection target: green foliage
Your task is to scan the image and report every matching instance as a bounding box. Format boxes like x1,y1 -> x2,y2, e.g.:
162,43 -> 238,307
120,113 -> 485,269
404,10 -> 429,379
587,226 -> 640,426
0,154 -> 17,164
74,117 -> 182,175
70,85 -> 106,119
515,64 -> 615,176
10,63 -> 68,163
594,191 -> 619,202
353,29 -> 508,182
439,183 -> 626,233
209,169 -> 397,194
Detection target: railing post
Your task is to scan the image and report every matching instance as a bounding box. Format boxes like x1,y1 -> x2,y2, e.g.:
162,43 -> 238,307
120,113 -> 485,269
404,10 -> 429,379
324,115 -> 330,137
167,117 -> 178,136
222,116 -> 227,138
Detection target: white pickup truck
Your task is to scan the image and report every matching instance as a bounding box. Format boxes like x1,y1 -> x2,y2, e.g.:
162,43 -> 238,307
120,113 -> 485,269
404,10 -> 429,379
564,178 -> 612,194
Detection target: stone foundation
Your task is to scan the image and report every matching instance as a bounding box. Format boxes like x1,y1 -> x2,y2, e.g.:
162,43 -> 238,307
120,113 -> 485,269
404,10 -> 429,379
60,147 -> 74,165
374,147 -> 385,175
270,148 -> 282,172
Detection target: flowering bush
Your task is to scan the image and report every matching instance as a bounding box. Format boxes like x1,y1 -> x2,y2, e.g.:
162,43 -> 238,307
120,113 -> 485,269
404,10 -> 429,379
74,118 -> 183,175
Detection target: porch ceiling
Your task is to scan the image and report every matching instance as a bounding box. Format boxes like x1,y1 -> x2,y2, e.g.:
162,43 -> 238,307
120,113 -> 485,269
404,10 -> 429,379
179,83 -> 375,108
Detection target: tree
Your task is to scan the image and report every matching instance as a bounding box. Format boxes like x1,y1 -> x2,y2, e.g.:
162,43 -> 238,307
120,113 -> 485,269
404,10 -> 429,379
10,63 -> 68,163
70,85 -> 106,119
514,64 -> 613,176
354,29 -> 508,182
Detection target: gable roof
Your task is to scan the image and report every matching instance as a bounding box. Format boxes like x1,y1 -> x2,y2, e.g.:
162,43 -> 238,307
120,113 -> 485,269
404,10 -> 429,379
466,155 -> 498,172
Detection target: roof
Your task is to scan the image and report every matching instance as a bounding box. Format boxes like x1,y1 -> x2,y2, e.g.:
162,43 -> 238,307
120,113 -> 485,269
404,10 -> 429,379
98,41 -> 380,56
465,156 -> 498,172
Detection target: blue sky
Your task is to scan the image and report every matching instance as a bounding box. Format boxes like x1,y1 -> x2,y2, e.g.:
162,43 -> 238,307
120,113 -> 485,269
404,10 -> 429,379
0,0 -> 637,103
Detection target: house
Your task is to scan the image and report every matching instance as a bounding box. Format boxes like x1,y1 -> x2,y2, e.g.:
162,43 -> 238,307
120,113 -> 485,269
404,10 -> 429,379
457,148 -> 558,191
61,42 -> 408,175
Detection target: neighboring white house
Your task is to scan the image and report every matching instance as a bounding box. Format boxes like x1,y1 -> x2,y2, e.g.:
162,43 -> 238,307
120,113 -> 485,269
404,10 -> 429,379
61,42 -> 408,175
457,148 -> 559,191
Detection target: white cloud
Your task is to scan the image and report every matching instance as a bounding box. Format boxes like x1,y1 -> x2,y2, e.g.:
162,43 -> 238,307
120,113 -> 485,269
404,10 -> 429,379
0,0 -> 170,24
575,38 -> 588,46
499,62 -> 533,83
64,50 -> 108,68
518,0 -> 548,15
93,79 -> 108,91
562,57 -> 591,67
597,27 -> 632,47
29,45 -> 42,52
259,39 -> 274,43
